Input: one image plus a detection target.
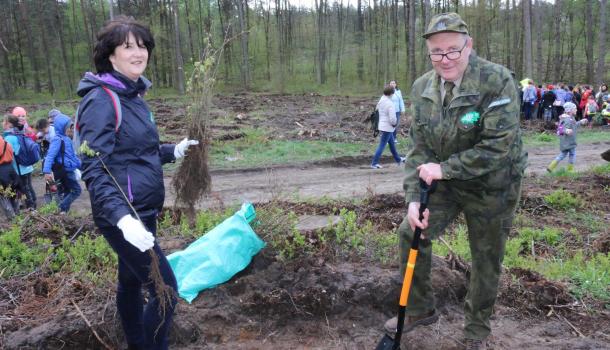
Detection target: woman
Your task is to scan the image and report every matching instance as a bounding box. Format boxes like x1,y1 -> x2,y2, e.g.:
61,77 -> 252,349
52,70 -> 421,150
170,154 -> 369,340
76,16 -> 197,350
371,85 -> 405,168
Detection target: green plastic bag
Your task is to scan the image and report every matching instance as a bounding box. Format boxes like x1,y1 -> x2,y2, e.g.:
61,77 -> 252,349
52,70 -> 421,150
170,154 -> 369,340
167,203 -> 265,303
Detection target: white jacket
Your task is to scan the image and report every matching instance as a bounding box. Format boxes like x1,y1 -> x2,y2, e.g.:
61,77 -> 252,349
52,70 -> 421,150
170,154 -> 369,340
377,95 -> 397,132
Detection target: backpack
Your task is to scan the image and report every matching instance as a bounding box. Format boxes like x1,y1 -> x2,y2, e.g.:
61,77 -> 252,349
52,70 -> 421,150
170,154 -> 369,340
367,110 -> 380,137
74,86 -> 122,154
0,136 -> 14,165
13,132 -> 41,167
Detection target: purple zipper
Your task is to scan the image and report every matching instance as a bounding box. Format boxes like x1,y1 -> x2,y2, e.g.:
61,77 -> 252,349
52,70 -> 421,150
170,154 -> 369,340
127,174 -> 134,202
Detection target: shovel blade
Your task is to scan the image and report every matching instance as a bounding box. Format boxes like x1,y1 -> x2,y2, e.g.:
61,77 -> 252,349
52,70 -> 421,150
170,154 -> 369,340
375,333 -> 400,350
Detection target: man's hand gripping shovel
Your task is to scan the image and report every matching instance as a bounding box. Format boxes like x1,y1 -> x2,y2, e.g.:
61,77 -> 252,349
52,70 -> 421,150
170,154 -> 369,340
375,179 -> 437,350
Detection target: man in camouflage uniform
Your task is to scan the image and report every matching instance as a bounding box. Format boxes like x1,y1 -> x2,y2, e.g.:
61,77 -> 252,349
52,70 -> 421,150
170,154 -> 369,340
384,13 -> 527,350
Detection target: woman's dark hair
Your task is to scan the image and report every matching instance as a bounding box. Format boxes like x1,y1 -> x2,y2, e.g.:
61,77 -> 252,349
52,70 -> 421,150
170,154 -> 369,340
93,16 -> 155,74
383,85 -> 395,96
36,118 -> 49,131
4,114 -> 20,128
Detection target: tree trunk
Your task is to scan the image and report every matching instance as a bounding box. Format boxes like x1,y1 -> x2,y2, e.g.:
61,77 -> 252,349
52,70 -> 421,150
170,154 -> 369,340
315,0 -> 327,84
597,0 -> 607,85
408,0 -> 416,86
19,0 -> 41,93
236,0 -> 250,88
534,0 -> 542,82
184,0 -> 197,61
585,0 -> 593,83
356,0 -> 364,81
522,0 -> 532,77
54,0 -> 73,92
108,0 -> 114,19
80,0 -> 95,67
172,0 -> 185,93
38,0 -> 55,94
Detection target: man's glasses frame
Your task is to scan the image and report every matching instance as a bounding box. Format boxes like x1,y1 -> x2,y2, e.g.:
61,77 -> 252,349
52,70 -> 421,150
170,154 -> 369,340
428,40 -> 468,62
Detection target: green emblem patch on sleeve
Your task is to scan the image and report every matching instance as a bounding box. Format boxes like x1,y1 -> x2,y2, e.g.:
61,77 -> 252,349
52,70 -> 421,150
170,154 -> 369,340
460,111 -> 480,125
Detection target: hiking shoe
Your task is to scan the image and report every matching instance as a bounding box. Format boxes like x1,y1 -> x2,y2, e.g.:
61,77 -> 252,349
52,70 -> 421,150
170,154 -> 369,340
371,164 -> 383,169
384,309 -> 439,334
465,338 -> 486,350
400,156 -> 406,163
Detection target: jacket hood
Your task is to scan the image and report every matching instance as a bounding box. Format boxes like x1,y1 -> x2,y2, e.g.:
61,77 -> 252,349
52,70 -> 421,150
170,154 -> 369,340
77,71 -> 152,97
54,114 -> 72,137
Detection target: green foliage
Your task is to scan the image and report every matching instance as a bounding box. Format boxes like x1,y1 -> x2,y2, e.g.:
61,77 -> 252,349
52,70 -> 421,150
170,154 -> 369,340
333,208 -> 371,254
0,223 -> 116,283
535,133 -> 555,143
591,162 -> 610,175
52,235 -> 117,283
544,189 -> 583,210
432,224 -> 471,260
194,208 -> 235,236
38,201 -> 59,215
437,222 -> 609,301
254,206 -> 305,260
369,231 -> 398,265
0,226 -> 47,276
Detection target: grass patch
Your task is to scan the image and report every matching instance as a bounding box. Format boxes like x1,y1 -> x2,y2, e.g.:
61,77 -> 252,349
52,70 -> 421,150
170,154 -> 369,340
523,129 -> 609,147
210,128 -> 372,168
591,162 -> 610,175
544,189 -> 583,210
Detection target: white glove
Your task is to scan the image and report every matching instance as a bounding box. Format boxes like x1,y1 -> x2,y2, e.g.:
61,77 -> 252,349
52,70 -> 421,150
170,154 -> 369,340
174,138 -> 199,159
74,169 -> 82,181
116,215 -> 155,252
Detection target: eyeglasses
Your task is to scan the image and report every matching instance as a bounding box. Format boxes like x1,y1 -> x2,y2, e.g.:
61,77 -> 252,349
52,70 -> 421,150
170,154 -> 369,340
428,41 -> 468,62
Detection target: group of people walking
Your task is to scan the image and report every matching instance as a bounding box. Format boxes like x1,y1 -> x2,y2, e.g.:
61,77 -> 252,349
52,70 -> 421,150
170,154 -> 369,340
522,81 -> 610,126
0,107 -> 82,218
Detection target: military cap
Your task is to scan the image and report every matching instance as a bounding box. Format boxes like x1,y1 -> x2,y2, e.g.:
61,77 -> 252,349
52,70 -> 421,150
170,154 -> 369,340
423,12 -> 469,39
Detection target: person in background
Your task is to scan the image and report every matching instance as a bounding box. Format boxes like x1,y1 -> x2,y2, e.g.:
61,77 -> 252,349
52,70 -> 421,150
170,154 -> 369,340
585,94 -> 598,128
371,84 -> 405,169
389,80 -> 406,143
522,80 -> 537,121
2,114 -> 37,210
0,134 -> 20,219
42,114 -> 82,213
11,107 -> 37,142
541,85 -> 556,124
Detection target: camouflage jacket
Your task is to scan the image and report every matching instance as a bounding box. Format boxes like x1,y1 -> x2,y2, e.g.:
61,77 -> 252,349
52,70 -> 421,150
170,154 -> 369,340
404,53 -> 528,202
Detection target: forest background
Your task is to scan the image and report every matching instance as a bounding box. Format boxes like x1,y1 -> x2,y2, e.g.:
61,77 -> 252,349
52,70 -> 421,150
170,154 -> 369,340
0,0 -> 608,100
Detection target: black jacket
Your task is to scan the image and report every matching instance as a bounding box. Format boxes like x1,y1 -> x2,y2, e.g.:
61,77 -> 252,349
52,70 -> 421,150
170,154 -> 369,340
77,71 -> 175,228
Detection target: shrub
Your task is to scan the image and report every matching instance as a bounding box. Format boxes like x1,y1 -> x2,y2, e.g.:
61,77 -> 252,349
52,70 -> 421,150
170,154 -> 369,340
544,189 -> 582,210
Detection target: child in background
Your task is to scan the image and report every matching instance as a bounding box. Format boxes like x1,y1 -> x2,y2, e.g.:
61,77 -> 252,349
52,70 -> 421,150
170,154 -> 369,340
11,107 -> 37,142
42,114 -> 82,213
547,102 -> 588,173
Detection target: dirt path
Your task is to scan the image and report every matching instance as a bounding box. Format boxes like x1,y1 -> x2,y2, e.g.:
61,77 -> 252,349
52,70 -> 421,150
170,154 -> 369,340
32,141 -> 610,213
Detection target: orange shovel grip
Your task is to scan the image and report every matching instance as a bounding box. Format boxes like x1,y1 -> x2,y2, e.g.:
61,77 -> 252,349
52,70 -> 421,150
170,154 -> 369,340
399,248 -> 418,306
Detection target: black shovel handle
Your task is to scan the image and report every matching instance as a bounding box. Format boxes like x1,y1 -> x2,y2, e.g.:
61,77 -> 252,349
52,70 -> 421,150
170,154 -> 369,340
391,179 -> 436,350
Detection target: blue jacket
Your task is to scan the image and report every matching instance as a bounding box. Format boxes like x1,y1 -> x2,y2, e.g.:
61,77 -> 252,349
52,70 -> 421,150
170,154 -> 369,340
391,88 -> 405,113
43,114 -> 81,174
2,129 -> 34,176
76,71 -> 176,228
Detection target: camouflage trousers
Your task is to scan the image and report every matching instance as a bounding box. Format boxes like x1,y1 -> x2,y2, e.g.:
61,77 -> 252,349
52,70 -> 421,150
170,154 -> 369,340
398,178 -> 522,340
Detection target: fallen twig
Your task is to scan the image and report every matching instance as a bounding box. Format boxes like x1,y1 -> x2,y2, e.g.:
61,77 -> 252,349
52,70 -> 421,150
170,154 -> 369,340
69,224 -> 86,242
71,299 -> 114,350
555,312 -> 585,338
